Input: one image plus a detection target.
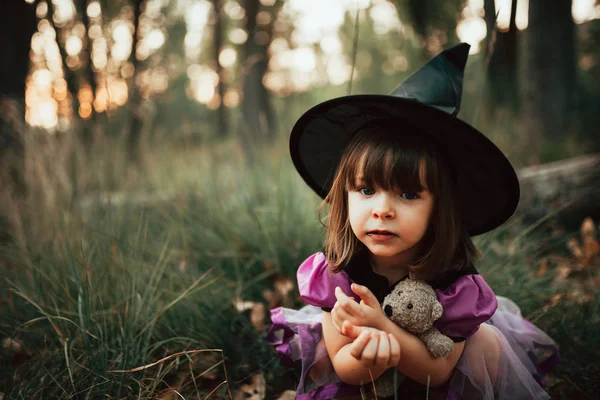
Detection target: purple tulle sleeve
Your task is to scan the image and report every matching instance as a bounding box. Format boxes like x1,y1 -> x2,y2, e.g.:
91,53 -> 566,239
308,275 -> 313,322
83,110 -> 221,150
434,274 -> 498,341
297,252 -> 359,309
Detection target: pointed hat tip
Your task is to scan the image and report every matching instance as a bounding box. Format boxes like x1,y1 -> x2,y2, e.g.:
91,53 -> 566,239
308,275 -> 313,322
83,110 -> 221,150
442,43 -> 471,71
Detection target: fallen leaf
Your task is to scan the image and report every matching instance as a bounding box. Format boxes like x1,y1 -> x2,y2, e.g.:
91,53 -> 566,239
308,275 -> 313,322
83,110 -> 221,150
264,261 -> 274,270
537,259 -> 548,277
583,236 -> 600,263
2,338 -> 31,367
544,293 -> 565,307
275,390 -> 296,400
178,259 -> 188,272
567,239 -> 584,261
234,373 -> 266,400
250,303 -> 267,332
2,338 -> 23,353
235,299 -> 256,312
262,289 -> 277,309
274,277 -> 294,297
581,217 -> 596,237
580,217 -> 600,266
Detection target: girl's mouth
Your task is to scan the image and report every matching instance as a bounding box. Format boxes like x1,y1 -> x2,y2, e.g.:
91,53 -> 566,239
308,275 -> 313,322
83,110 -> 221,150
367,231 -> 396,241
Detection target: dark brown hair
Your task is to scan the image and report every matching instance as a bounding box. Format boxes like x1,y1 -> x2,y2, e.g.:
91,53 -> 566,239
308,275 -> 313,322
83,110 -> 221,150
319,118 -> 480,281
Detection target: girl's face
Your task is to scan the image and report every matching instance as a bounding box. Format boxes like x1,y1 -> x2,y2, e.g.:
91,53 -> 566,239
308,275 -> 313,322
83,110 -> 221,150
347,162 -> 435,268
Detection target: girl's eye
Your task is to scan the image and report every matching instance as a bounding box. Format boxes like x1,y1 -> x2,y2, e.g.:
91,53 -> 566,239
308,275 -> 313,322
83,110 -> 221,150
359,187 -> 375,196
400,192 -> 418,200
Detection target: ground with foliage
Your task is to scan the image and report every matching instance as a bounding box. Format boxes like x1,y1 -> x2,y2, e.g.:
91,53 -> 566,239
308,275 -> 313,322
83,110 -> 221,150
0,137 -> 599,399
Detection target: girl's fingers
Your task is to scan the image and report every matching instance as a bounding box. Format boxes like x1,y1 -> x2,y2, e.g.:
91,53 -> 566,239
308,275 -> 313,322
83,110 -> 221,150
360,331 -> 380,364
351,283 -> 380,309
332,305 -> 353,326
335,288 -> 361,315
342,320 -> 364,339
349,331 -> 371,359
388,333 -> 401,366
376,331 -> 390,366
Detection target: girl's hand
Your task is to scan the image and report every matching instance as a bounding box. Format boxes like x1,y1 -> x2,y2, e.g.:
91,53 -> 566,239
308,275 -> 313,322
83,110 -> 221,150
332,284 -> 386,333
346,323 -> 401,370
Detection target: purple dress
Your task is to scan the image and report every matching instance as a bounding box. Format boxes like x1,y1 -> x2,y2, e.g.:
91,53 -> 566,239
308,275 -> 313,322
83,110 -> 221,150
267,252 -> 559,399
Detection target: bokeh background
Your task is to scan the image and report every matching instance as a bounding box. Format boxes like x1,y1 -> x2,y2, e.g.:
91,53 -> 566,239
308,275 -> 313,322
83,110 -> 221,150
1,0 -> 600,399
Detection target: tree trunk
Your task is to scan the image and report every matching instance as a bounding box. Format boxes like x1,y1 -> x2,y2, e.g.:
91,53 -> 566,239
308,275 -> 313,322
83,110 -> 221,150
46,0 -> 81,119
521,0 -> 578,161
240,0 -> 278,149
127,0 -> 144,165
484,0 -> 518,110
79,0 -> 98,151
212,0 -> 228,137
0,0 -> 37,198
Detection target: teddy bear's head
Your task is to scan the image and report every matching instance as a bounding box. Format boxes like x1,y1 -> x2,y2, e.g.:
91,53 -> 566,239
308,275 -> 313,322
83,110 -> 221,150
382,279 -> 443,334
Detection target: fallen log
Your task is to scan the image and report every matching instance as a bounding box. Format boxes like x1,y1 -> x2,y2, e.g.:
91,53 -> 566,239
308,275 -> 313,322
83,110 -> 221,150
516,153 -> 600,229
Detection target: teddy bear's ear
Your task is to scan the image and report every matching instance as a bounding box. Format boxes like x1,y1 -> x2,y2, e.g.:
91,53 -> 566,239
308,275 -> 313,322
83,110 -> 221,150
431,302 -> 443,321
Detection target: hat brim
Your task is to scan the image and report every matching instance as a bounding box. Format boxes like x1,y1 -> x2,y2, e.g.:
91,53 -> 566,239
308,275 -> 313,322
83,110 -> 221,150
289,94 -> 520,236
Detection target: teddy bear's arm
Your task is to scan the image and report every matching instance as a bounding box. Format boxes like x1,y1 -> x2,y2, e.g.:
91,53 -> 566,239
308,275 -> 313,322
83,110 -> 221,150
419,328 -> 455,358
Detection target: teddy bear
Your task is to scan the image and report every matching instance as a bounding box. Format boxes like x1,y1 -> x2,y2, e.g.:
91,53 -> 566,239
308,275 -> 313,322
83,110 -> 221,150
374,278 -> 454,398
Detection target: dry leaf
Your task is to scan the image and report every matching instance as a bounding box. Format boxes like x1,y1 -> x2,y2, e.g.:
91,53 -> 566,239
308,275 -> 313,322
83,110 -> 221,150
178,259 -> 188,272
565,281 -> 595,305
544,293 -> 565,307
234,299 -> 267,331
275,390 -> 297,400
567,239 -> 584,261
554,264 -> 572,281
583,236 -> 600,262
262,289 -> 278,309
250,303 -> 267,331
2,338 -> 31,367
580,217 -> 600,265
2,338 -> 23,353
537,259 -> 548,277
234,373 -> 266,400
235,299 -> 256,312
264,261 -> 274,270
262,275 -> 295,309
576,293 -> 594,305
581,217 -> 596,237
274,277 -> 294,297
194,352 -> 220,380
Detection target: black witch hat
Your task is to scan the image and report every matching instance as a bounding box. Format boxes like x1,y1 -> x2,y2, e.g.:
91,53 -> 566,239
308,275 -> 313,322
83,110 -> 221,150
289,43 -> 520,236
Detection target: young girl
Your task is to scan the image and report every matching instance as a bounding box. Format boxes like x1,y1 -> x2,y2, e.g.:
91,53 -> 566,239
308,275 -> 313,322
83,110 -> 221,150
267,43 -> 559,399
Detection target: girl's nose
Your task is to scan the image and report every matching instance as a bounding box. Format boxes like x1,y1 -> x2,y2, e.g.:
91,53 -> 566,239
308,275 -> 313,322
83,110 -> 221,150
371,195 -> 395,219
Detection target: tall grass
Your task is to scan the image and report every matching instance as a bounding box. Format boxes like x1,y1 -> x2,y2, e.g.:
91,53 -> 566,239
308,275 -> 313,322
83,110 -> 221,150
0,133 -> 598,398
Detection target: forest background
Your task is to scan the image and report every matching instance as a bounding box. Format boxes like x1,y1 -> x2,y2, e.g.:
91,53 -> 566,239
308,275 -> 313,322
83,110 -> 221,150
1,0 -> 600,399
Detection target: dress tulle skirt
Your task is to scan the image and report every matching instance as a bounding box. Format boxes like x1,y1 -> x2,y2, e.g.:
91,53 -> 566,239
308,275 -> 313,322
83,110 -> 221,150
267,296 -> 559,399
